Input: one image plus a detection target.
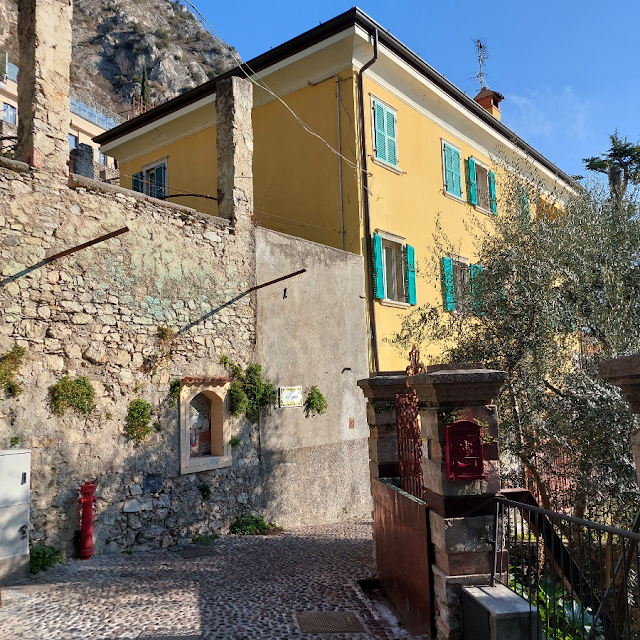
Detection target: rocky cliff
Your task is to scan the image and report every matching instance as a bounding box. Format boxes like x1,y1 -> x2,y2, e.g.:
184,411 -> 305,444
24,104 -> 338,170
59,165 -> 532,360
0,0 -> 236,117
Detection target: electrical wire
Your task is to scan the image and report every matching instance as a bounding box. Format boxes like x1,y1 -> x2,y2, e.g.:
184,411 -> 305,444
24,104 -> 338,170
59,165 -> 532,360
181,0 -> 369,188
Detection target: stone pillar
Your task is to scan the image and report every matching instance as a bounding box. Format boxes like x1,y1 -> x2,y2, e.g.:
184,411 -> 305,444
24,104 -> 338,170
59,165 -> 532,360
216,76 -> 253,227
358,373 -> 408,481
600,354 -> 640,486
16,0 -> 72,174
410,364 -> 507,640
69,143 -> 94,178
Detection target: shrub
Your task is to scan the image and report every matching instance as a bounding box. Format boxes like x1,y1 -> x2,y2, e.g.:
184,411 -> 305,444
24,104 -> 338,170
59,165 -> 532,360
30,546 -> 62,573
193,532 -> 219,544
0,345 -> 26,396
229,514 -> 271,535
304,386 -> 328,417
228,363 -> 277,423
229,435 -> 240,448
126,399 -> 152,443
198,483 -> 211,502
49,376 -> 95,416
167,378 -> 181,407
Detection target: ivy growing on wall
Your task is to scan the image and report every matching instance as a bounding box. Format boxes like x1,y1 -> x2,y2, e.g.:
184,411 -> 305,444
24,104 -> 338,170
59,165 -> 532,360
0,345 -> 26,396
126,399 -> 152,443
225,361 -> 277,423
49,376 -> 96,416
304,386 -> 328,417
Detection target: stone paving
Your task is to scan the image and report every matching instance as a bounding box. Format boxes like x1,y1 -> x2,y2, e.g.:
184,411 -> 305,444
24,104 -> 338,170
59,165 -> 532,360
0,520 -> 428,640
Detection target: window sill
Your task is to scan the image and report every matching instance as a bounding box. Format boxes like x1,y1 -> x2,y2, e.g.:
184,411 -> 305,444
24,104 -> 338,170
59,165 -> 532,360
371,156 -> 403,175
474,204 -> 495,217
378,298 -> 412,309
442,189 -> 466,204
180,453 -> 232,475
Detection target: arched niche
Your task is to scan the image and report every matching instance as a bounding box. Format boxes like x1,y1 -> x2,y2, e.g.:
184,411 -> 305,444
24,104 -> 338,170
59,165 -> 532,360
179,379 -> 231,474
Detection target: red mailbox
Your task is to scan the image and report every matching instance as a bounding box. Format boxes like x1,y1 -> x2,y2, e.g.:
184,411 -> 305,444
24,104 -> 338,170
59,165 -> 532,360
445,420 -> 485,481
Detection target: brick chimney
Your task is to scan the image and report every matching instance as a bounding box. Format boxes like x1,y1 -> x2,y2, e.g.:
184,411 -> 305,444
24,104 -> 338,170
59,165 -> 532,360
216,76 -> 253,228
16,0 -> 72,174
474,88 -> 504,121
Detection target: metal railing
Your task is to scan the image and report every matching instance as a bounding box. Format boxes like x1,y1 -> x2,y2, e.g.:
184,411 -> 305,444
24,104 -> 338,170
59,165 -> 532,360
69,91 -> 125,130
492,493 -> 640,639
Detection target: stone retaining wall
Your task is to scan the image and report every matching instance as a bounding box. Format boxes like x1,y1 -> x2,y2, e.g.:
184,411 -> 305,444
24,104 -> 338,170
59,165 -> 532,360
0,166 -> 259,557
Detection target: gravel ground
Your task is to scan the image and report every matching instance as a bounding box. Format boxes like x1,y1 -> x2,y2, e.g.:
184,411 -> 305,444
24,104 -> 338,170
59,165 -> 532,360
0,520 -> 427,640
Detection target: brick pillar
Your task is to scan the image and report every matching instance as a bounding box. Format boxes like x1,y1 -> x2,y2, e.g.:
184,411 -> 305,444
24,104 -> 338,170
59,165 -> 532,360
409,364 -> 507,640
600,354 -> 640,486
216,76 -> 253,227
16,0 -> 72,174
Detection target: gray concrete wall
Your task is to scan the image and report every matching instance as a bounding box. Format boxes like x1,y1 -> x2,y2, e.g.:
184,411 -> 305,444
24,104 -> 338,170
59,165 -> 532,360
255,227 -> 372,526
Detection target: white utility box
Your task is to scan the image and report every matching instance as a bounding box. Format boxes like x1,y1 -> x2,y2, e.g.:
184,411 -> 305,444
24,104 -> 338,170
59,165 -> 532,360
0,449 -> 30,584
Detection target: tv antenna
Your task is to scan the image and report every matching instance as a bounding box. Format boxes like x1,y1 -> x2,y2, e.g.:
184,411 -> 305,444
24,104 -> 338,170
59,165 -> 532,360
472,38 -> 489,90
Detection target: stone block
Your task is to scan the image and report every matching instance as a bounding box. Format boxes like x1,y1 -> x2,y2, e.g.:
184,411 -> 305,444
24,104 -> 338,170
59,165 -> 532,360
122,499 -> 141,513
435,547 -> 493,576
423,458 -> 500,497
430,512 -> 493,554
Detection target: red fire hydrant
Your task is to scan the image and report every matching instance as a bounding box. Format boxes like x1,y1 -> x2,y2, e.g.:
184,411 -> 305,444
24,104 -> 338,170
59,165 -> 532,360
78,482 -> 97,560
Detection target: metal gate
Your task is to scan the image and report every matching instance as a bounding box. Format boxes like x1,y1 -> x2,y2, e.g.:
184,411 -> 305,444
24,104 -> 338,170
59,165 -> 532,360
395,390 -> 423,500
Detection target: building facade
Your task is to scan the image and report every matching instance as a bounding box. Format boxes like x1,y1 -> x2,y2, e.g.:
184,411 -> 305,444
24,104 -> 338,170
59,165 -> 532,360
95,8 -> 574,371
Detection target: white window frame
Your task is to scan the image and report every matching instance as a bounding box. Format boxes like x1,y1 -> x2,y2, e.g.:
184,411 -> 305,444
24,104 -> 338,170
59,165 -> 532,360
141,157 -> 168,198
470,156 -> 492,214
2,103 -> 16,125
376,229 -> 411,309
370,95 -> 401,173
179,380 -> 232,474
441,138 -> 464,203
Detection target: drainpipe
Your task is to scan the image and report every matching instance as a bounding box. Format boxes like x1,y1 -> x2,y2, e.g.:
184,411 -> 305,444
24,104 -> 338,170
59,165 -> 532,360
358,29 -> 379,372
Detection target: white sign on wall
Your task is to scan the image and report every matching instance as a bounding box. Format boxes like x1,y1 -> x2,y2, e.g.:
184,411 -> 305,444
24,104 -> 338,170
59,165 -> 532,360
279,386 -> 303,407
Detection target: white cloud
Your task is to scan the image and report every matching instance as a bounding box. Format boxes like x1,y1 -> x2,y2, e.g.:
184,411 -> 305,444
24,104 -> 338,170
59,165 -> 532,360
504,86 -> 591,145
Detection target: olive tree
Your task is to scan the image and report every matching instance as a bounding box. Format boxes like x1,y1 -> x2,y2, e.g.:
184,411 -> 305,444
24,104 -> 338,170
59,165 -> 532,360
390,149 -> 640,524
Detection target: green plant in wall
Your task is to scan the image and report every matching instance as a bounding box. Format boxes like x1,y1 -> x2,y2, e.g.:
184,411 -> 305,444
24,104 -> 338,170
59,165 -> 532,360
198,483 -> 211,502
218,355 -> 230,368
229,514 -> 282,535
9,436 -> 19,448
228,363 -> 277,423
49,376 -> 96,416
0,345 -> 26,396
143,327 -> 177,375
167,378 -> 181,407
304,386 -> 327,417
126,399 -> 152,443
30,546 -> 62,574
193,532 -> 219,544
229,435 -> 240,448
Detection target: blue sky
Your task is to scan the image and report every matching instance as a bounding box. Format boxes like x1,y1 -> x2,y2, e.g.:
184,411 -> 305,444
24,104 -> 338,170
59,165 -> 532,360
191,0 -> 640,177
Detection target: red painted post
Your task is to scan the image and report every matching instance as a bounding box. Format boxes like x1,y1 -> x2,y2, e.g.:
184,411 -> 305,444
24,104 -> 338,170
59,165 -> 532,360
78,482 -> 96,559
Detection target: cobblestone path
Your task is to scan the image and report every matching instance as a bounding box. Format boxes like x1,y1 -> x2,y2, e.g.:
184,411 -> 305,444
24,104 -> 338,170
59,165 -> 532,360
0,520 -> 427,640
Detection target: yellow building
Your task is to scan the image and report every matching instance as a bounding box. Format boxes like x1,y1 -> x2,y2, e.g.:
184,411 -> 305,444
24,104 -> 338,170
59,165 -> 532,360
95,8 -> 573,372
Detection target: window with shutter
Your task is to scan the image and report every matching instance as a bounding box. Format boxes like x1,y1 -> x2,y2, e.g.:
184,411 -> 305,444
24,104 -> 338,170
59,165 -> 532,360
132,172 -> 143,193
373,230 -> 413,305
140,160 -> 168,198
443,141 -> 462,198
372,99 -> 398,168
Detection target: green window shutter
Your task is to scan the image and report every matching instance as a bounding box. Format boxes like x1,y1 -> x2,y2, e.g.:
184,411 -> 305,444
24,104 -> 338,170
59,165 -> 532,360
441,257 -> 456,311
405,244 -> 416,305
488,171 -> 497,214
451,147 -> 462,197
467,158 -> 477,205
444,144 -> 454,194
132,171 -> 143,193
385,109 -> 398,166
372,233 -> 385,300
470,263 -> 483,310
373,101 -> 386,162
155,164 -> 166,199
